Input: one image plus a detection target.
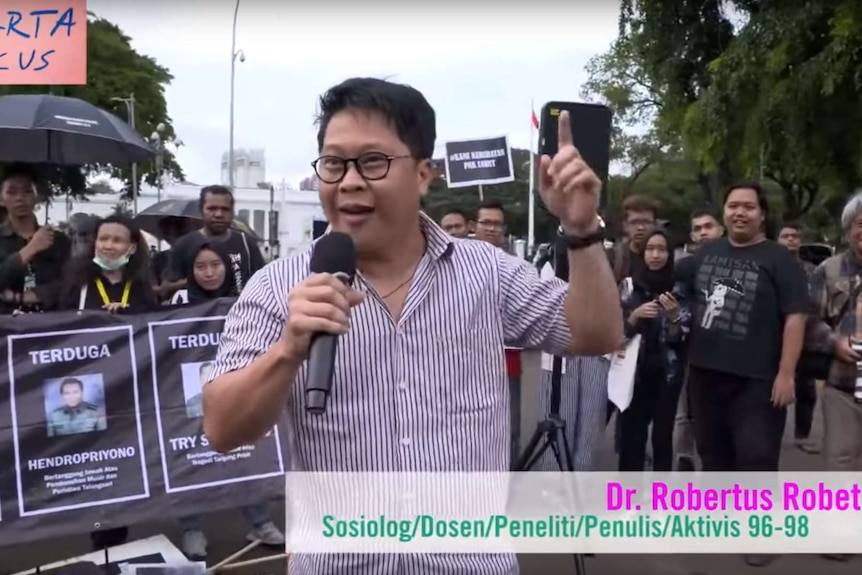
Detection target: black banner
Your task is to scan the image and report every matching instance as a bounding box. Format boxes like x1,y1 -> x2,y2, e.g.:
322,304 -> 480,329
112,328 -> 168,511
0,298 -> 288,548
443,136 -> 515,188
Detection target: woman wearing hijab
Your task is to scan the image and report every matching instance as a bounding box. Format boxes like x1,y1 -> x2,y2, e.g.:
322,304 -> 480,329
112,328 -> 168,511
618,228 -> 691,471
173,235 -> 285,560
184,235 -> 235,303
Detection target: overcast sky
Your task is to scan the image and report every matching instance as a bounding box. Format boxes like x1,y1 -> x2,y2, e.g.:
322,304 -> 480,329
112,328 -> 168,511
89,1 -> 620,188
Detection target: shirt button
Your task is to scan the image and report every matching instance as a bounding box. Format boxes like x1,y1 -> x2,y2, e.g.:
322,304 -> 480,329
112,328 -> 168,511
401,437 -> 411,446
398,381 -> 407,390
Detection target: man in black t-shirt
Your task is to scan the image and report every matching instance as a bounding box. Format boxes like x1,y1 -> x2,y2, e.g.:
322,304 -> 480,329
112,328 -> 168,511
679,185 -> 807,569
777,222 -> 820,454
678,185 -> 808,470
166,186 -> 264,297
0,165 -> 71,314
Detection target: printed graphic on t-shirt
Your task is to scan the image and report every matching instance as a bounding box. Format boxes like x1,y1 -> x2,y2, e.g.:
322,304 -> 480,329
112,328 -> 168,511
23,264 -> 36,290
228,252 -> 244,293
695,255 -> 759,338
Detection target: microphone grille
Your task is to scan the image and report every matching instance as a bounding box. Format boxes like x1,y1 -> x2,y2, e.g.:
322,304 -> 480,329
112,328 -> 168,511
309,232 -> 356,277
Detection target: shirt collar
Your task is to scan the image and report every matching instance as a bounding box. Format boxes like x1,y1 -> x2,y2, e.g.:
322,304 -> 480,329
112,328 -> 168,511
418,211 -> 454,260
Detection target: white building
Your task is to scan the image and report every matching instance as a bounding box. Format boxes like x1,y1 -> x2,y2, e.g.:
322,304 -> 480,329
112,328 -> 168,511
220,148 -> 266,189
38,181 -> 327,258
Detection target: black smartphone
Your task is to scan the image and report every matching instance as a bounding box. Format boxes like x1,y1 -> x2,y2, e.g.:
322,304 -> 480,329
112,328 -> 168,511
538,101 -> 613,207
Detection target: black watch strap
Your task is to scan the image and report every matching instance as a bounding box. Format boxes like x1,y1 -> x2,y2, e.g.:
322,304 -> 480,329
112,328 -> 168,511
558,225 -> 605,251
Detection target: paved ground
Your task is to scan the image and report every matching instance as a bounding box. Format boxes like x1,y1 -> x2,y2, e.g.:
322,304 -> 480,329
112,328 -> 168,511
3,351 -> 857,574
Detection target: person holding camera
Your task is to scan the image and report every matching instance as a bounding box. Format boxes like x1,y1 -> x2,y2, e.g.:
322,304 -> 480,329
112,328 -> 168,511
804,192 -> 862,563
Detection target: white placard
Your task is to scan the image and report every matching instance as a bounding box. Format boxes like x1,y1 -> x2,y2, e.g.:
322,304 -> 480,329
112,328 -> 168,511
607,334 -> 641,412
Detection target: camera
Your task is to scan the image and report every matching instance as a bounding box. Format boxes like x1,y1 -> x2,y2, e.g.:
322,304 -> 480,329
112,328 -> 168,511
852,340 -> 862,403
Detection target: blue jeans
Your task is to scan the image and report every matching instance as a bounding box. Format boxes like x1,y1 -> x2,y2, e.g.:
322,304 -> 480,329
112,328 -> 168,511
179,502 -> 271,532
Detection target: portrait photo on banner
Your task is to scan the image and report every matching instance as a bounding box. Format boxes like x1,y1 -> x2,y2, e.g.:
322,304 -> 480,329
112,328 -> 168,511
148,318 -> 286,493
181,361 -> 210,419
7,325 -> 150,516
43,374 -> 107,438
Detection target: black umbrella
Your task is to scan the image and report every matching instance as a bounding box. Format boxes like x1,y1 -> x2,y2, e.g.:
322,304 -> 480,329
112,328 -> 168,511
0,94 -> 155,165
133,199 -> 260,242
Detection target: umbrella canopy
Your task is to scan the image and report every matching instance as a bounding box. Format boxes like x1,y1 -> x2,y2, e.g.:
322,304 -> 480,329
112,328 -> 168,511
0,94 -> 155,166
133,199 -> 260,242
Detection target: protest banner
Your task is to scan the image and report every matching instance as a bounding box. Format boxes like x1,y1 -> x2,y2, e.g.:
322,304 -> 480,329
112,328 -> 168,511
0,298 -> 288,547
443,136 -> 515,188
0,0 -> 88,85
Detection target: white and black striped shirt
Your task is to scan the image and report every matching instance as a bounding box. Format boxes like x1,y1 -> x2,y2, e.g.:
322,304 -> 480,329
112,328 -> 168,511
209,214 -> 572,574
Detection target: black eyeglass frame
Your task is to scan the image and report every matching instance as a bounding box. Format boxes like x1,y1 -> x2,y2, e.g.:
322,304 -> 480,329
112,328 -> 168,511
310,153 -> 414,184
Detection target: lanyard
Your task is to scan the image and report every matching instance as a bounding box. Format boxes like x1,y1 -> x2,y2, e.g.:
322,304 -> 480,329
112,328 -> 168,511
94,278 -> 131,306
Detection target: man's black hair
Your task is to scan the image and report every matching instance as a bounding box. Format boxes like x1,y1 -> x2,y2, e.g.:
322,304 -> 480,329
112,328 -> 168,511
442,208 -> 470,221
1,162 -> 37,183
477,199 -> 506,219
689,207 -> 718,222
59,378 -> 84,393
199,185 -> 234,210
315,78 -> 436,159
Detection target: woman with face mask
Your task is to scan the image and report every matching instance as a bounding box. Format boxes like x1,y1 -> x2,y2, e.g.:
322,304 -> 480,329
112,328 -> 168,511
34,216 -> 157,551
172,235 -> 285,560
47,216 -> 157,314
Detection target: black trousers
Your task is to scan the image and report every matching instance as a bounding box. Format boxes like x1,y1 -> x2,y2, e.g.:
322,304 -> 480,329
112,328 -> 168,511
688,365 -> 786,471
618,367 -> 682,471
794,377 -> 817,439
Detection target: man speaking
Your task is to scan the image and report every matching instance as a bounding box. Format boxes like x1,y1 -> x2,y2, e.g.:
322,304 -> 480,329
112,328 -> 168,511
203,78 -> 622,574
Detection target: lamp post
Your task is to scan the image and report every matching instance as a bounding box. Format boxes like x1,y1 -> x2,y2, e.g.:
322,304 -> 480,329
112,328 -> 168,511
229,0 -> 244,189
148,124 -> 183,204
111,94 -> 138,215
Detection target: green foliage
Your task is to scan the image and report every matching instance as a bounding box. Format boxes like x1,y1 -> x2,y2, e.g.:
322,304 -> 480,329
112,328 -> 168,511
0,15 -> 182,199
111,202 -> 133,218
593,0 -> 861,240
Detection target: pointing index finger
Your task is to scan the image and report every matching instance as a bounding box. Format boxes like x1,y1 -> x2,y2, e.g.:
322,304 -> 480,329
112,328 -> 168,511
557,110 -> 573,150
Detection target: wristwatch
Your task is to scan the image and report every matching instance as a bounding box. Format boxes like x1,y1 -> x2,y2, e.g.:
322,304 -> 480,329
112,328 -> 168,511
558,216 -> 606,251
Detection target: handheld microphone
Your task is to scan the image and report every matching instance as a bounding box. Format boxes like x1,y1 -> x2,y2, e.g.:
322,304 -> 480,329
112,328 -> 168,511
305,232 -> 356,414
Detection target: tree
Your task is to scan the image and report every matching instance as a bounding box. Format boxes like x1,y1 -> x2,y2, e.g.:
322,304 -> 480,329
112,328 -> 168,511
683,1 -> 862,218
580,36 -> 667,187
111,202 -> 133,218
618,0 -> 738,201
0,14 -> 183,199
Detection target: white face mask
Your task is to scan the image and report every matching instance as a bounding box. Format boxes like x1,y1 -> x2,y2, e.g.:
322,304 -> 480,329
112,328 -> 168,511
93,253 -> 130,271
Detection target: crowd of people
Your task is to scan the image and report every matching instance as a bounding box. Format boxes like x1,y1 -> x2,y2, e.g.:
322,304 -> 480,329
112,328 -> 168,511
437,186 -> 861,568
0,165 -> 284,560
3,75 -> 861,574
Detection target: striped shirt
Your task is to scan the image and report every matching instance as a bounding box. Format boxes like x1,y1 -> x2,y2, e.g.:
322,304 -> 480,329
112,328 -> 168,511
208,213 -> 573,574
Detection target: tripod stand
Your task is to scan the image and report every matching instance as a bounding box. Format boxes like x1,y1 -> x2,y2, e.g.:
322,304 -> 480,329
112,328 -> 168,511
514,241 -> 587,575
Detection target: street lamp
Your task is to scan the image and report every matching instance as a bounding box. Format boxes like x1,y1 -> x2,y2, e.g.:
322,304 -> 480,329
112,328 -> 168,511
110,94 -> 139,215
229,0 -> 244,189
148,123 -> 183,204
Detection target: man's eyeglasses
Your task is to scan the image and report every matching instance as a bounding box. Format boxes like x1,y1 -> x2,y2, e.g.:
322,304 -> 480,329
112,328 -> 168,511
476,220 -> 504,230
311,152 -> 413,184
